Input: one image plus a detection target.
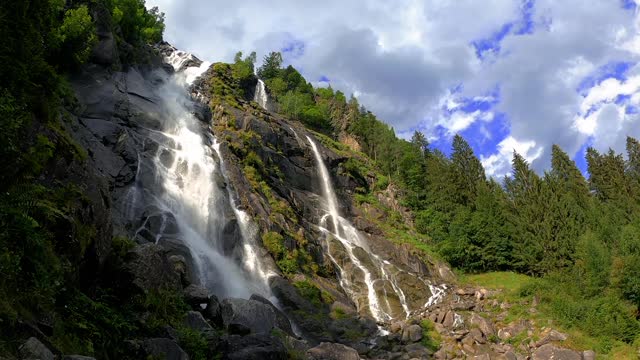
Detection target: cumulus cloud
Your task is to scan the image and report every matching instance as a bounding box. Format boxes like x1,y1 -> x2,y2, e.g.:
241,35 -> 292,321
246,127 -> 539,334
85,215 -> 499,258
148,0 -> 640,177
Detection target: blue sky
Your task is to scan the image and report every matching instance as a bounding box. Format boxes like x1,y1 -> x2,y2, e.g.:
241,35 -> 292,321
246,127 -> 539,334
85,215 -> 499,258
149,0 -> 640,178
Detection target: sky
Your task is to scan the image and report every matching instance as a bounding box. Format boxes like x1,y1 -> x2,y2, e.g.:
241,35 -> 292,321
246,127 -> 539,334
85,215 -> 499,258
148,0 -> 640,178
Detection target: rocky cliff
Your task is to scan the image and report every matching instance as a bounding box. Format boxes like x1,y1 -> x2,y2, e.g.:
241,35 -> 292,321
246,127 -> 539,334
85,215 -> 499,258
2,28 -> 594,358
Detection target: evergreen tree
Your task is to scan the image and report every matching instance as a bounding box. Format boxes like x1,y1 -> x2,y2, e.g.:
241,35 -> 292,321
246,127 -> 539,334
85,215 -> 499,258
450,135 -> 485,207
257,51 -> 283,79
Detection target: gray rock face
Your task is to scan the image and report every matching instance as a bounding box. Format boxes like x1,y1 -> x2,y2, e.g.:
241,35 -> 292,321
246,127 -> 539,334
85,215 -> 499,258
532,344 -> 581,360
204,294 -> 223,326
141,338 -> 189,360
184,310 -> 213,332
249,294 -> 294,336
221,298 -> 281,335
123,243 -> 181,293
19,337 -> 54,360
470,313 -> 496,337
223,334 -> 288,360
183,284 -> 209,306
306,342 -> 360,360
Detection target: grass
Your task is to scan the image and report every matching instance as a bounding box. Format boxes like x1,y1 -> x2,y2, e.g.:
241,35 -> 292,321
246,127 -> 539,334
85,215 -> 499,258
458,271 -> 639,359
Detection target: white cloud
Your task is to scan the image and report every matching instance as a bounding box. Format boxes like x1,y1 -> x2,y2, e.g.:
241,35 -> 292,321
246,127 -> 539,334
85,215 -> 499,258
148,0 -> 640,175
481,136 -> 544,178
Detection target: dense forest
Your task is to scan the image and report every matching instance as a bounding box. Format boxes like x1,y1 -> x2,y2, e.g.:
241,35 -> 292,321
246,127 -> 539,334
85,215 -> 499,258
2,0 -> 640,356
250,51 -> 640,351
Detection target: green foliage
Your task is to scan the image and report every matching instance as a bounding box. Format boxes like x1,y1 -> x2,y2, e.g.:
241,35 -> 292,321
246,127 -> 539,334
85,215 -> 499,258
293,280 -> 325,307
420,319 -> 441,352
112,0 -> 165,44
52,5 -> 97,66
262,231 -> 286,259
178,328 -> 209,360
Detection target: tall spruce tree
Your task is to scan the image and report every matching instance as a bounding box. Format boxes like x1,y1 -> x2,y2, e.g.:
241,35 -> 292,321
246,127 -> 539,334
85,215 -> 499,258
450,134 -> 485,207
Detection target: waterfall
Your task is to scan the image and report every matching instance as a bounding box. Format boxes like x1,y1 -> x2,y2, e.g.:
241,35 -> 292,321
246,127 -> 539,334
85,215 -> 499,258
306,136 -> 412,322
126,50 -> 273,299
254,79 -> 269,110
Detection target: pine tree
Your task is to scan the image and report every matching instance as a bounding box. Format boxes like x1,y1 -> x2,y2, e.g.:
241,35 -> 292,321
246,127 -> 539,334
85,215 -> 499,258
450,134 -> 485,207
257,51 -> 283,79
550,144 -> 590,207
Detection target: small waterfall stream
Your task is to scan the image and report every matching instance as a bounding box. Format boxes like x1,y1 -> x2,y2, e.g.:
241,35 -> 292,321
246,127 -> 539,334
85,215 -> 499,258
307,136 -> 412,322
254,79 -> 269,110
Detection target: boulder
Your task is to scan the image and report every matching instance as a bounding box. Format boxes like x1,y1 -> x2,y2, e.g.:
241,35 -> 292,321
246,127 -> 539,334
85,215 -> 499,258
204,294 -> 223,326
183,284 -> 209,306
534,329 -> 567,347
390,321 -> 405,334
221,298 -> 279,335
470,313 -> 496,337
223,333 -> 288,360
141,338 -> 189,360
63,356 -> 97,360
19,337 -> 54,360
250,294 -> 294,336
532,344 -> 581,360
306,342 -> 360,360
183,311 -> 213,332
123,243 -> 181,293
401,324 -> 423,343
582,350 -> 596,360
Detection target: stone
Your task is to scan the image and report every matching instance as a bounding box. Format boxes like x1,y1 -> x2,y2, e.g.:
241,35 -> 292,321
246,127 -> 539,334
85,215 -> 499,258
306,342 -> 360,360
183,284 -> 209,306
123,243 -> 181,293
401,324 -> 423,343
404,343 -> 429,358
63,357 -> 97,360
532,344 -> 581,360
221,298 -> 279,335
390,321 -> 405,333
470,313 -> 496,337
468,328 -> 485,344
250,294 -> 294,336
141,338 -> 189,360
183,310 -> 213,332
19,338 -> 54,360
442,311 -> 454,328
204,294 -> 223,326
534,329 -> 568,347
473,354 -> 491,360
223,333 -> 288,360
582,350 -> 596,360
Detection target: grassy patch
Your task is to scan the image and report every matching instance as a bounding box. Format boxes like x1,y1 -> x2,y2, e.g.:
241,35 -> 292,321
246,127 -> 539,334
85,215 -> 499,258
420,319 -> 442,352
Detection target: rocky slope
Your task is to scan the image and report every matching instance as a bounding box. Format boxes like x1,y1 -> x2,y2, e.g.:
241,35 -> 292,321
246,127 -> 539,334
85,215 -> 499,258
3,28 -> 598,358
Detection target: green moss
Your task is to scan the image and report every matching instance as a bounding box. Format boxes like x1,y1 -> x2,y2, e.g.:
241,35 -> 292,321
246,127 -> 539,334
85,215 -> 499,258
294,280 -> 325,307
262,231 -> 285,259
420,319 -> 441,352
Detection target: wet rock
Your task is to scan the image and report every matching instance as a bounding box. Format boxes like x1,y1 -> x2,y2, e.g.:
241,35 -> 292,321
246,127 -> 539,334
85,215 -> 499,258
221,298 -> 279,335
390,321 -> 405,333
223,333 -> 288,360
19,337 -> 54,360
141,338 -> 188,360
183,284 -> 209,306
306,342 -> 360,360
532,344 -> 581,360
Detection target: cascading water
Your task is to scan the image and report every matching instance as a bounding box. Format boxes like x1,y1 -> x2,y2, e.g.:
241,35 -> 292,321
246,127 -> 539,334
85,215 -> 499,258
126,51 -> 274,299
254,79 -> 269,110
306,136 -> 414,322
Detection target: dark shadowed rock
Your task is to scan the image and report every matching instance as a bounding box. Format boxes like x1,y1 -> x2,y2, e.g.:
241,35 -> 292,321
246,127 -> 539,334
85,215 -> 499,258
123,243 -> 181,293
141,338 -> 189,360
221,298 -> 278,335
183,284 -> 209,307
223,334 -> 288,360
184,311 -> 213,332
19,337 -> 54,360
306,342 -> 360,360
204,294 -> 223,326
63,356 -> 97,360
250,294 -> 294,336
